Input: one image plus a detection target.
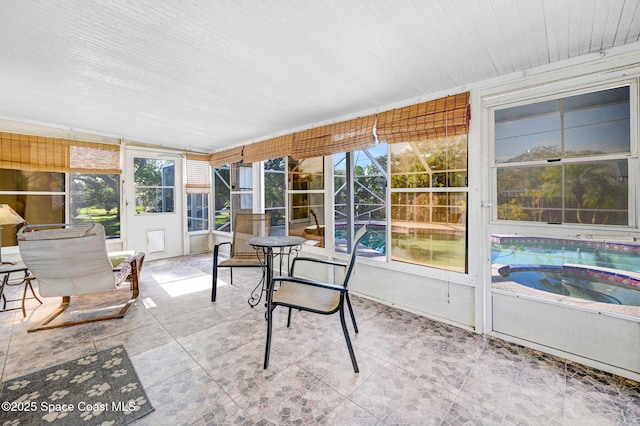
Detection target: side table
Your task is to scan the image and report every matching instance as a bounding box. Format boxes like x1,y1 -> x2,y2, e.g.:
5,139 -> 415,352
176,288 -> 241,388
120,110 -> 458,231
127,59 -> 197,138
246,235 -> 307,307
0,261 -> 42,317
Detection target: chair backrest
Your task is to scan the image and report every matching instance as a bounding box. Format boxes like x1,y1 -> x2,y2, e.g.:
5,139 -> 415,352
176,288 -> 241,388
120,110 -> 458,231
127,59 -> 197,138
231,213 -> 271,258
341,225 -> 368,288
17,223 -> 116,297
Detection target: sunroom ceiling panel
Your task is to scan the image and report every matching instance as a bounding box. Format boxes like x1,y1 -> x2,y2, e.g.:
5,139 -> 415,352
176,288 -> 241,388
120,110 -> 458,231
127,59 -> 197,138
0,0 -> 638,153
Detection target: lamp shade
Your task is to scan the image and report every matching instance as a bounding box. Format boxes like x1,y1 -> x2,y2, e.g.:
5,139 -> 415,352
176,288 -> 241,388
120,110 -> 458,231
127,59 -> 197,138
0,204 -> 25,226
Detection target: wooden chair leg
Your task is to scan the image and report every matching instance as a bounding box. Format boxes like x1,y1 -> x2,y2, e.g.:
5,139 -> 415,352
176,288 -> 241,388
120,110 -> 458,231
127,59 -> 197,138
25,278 -> 42,304
21,278 -> 42,317
28,296 -> 71,332
28,274 -> 140,333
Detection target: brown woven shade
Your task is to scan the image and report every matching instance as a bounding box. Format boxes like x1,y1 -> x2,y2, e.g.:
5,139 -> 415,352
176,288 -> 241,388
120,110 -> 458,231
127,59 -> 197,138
290,114 -> 377,160
0,133 -> 68,172
186,153 -> 211,194
70,141 -> 121,173
222,94 -> 468,164
1,132 -> 121,173
242,134 -> 293,164
377,92 -> 470,144
209,146 -> 243,167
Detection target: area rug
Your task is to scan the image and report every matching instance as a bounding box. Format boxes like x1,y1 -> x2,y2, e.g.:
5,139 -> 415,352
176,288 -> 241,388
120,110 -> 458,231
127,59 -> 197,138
0,345 -> 153,425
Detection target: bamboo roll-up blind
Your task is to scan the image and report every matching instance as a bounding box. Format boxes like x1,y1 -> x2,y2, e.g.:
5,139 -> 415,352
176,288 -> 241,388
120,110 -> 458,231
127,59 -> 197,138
377,92 -> 470,144
290,114 -> 377,160
186,153 -> 211,194
0,132 -> 122,173
0,133 -> 69,172
209,146 -> 244,168
242,134 -> 293,164
209,94 -> 467,165
69,141 -> 121,173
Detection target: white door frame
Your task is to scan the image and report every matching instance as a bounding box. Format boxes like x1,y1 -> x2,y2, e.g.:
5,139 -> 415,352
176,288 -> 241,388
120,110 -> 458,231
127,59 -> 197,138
124,147 -> 185,261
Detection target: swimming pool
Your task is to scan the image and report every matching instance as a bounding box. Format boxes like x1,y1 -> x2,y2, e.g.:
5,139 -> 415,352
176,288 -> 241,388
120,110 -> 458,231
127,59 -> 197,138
492,235 -> 640,273
492,236 -> 640,306
498,264 -> 640,306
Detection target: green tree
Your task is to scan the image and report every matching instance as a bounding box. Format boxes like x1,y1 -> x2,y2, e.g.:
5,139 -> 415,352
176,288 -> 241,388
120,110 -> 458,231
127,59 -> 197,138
544,162 -> 624,224
498,199 -> 530,221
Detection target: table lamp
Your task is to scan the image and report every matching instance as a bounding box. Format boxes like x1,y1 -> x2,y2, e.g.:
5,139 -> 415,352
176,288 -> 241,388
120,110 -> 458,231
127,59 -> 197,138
0,204 -> 26,265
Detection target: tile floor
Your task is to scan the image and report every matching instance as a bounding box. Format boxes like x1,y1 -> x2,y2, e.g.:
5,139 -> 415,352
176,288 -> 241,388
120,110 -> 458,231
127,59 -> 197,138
1,253 -> 639,425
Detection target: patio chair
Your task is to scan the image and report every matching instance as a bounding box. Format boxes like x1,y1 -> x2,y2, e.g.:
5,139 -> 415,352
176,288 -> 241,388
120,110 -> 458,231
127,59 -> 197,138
17,223 -> 145,332
264,225 -> 368,373
211,213 -> 271,302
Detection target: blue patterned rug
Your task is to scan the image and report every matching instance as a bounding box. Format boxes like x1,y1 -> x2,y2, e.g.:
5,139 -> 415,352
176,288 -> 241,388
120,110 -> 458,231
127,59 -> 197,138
0,345 -> 153,425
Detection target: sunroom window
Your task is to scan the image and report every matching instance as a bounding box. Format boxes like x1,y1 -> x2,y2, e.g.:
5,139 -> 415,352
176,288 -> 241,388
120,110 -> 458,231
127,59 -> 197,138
133,158 -> 175,214
187,193 -> 209,232
389,134 -> 468,273
0,169 -> 65,247
334,146 -> 387,258
288,156 -> 325,247
212,162 -> 255,232
494,86 -> 631,225
185,155 -> 210,232
213,165 -> 231,231
70,173 -> 121,237
264,158 -> 286,236
230,162 -> 254,218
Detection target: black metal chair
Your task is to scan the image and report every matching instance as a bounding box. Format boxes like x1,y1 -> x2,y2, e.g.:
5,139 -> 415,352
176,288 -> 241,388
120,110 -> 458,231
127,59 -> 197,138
264,225 -> 368,373
211,213 -> 271,302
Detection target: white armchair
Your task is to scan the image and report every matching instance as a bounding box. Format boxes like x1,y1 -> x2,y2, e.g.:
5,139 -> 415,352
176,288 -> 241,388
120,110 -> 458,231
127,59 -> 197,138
17,223 -> 144,332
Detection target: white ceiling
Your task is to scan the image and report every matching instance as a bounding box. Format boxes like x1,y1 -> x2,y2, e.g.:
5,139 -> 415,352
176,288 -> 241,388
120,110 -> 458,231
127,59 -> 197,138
1,0 -> 639,153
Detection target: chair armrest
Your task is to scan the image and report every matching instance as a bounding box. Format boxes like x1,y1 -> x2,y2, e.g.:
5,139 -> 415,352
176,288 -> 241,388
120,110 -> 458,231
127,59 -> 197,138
111,251 -> 145,286
290,256 -> 346,276
271,275 -> 346,293
110,251 -> 144,271
214,241 -> 232,256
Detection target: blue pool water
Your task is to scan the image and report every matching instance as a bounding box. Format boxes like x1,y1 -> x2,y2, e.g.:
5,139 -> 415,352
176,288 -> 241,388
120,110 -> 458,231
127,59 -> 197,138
491,241 -> 640,274
498,265 -> 640,306
492,236 -> 640,306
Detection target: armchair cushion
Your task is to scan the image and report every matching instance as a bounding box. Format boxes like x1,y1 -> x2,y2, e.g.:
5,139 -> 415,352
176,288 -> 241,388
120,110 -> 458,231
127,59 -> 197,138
272,280 -> 341,313
16,223 -> 145,332
264,226 -> 368,373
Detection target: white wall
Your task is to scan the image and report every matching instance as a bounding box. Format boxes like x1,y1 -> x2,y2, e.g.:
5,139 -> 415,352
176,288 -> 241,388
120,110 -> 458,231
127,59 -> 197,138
350,262 -> 476,328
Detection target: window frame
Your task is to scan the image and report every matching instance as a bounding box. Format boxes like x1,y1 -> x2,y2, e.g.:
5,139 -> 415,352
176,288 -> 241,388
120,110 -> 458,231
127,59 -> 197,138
287,156 -> 326,248
186,192 -> 209,233
70,172 -> 122,238
230,162 -> 254,217
489,80 -> 638,230
334,147 -> 387,259
212,161 -> 258,234
132,157 -> 176,215
264,157 -> 287,236
212,164 -> 231,233
388,134 -> 469,273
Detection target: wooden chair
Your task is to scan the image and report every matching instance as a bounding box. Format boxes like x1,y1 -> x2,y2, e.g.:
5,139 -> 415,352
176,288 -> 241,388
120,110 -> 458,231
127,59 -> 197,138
211,213 -> 271,302
264,225 -> 368,373
17,223 -> 144,332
